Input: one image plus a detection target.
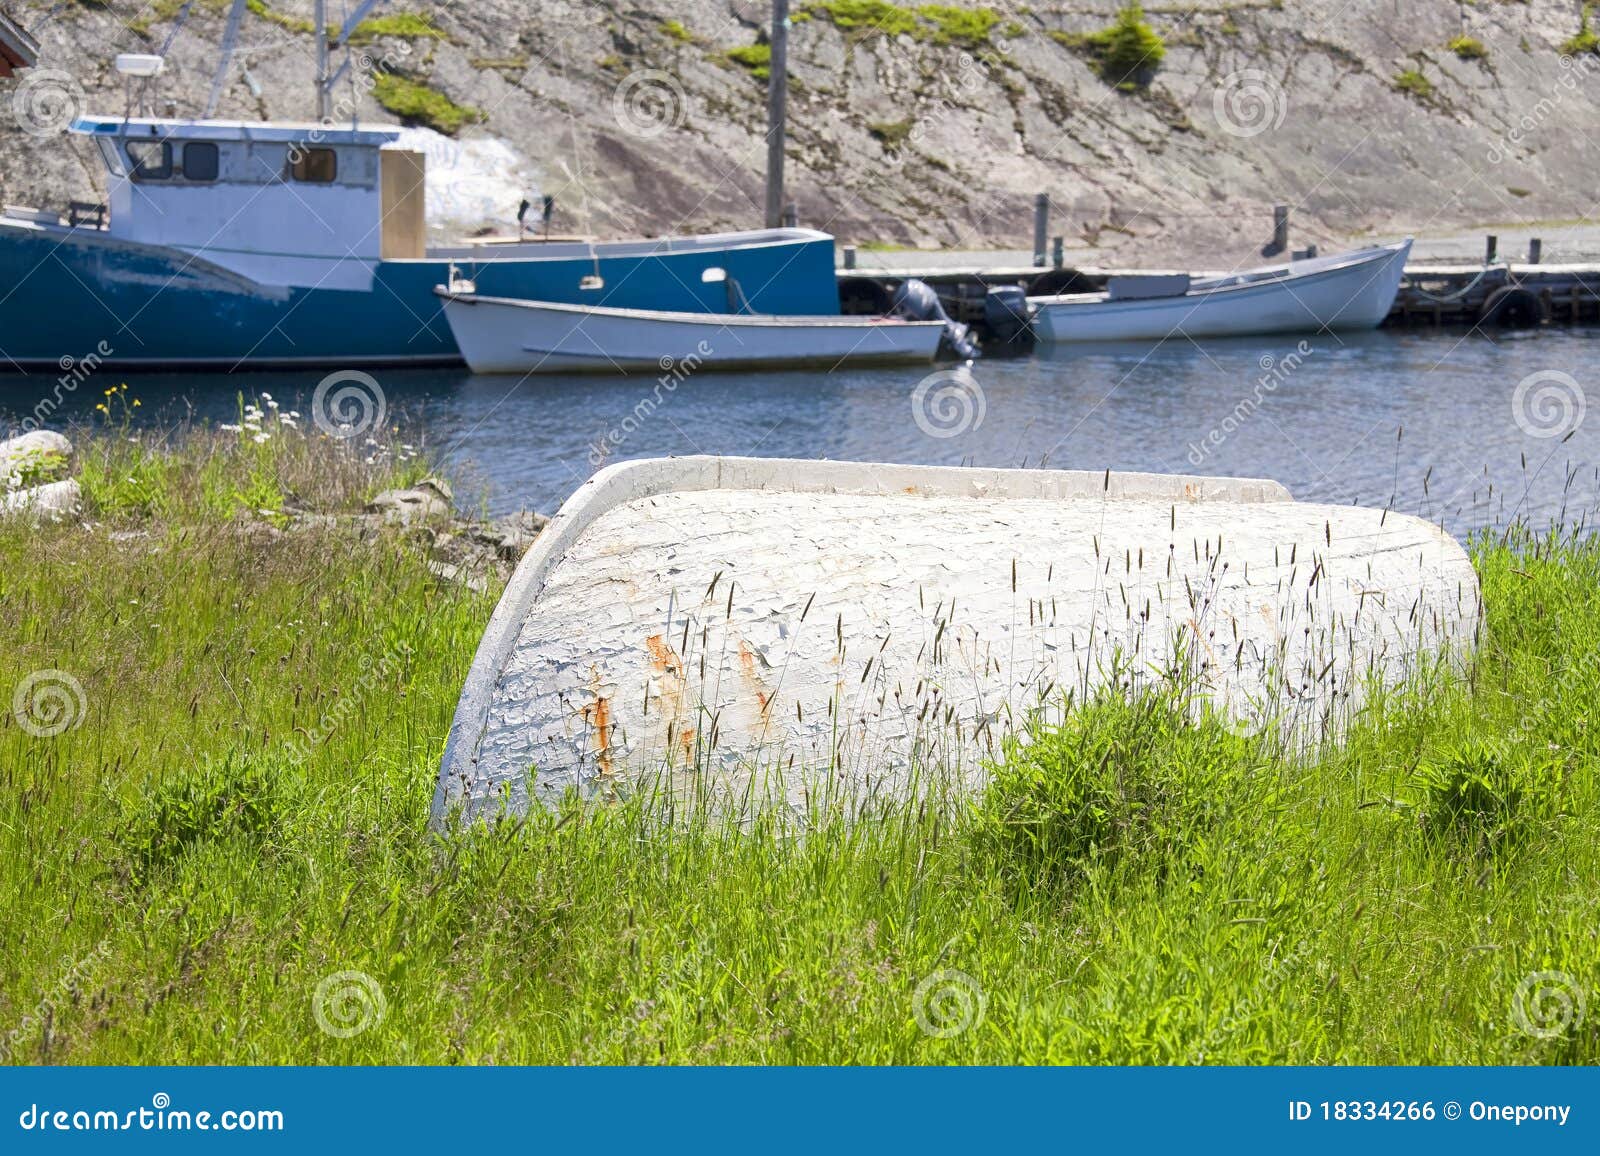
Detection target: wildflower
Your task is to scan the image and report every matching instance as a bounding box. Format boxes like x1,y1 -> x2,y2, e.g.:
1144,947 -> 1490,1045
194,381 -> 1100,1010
220,423 -> 242,432
252,432 -> 271,444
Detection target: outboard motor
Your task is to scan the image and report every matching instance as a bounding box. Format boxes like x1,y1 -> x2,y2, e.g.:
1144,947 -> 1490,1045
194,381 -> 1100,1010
982,285 -> 1034,353
890,278 -> 981,361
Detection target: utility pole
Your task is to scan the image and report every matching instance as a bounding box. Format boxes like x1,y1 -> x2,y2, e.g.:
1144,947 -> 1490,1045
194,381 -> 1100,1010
764,0 -> 789,229
314,0 -> 329,120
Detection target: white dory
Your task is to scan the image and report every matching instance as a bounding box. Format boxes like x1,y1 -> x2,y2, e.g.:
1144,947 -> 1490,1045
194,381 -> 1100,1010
433,284 -> 945,375
1030,238 -> 1413,343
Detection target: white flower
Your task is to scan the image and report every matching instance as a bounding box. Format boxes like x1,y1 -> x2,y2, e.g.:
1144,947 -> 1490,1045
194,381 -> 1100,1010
252,432 -> 271,444
220,423 -> 242,432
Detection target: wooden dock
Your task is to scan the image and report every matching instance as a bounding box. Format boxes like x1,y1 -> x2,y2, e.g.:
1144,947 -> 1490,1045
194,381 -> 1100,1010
838,260 -> 1600,342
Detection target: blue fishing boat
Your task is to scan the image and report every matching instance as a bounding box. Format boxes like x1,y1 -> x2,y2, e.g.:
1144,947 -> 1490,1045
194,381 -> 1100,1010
0,116 -> 839,370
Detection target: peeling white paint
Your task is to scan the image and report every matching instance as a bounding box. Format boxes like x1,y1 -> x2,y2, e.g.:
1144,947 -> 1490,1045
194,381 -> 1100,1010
434,457 -> 1480,824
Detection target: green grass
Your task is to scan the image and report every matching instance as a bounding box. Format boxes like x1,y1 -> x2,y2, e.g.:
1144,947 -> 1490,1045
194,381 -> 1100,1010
725,43 -> 773,79
868,117 -> 915,148
3,427 -> 1599,1063
244,2 -> 446,42
1448,35 -> 1489,61
800,2 -> 1002,47
661,19 -> 694,44
371,74 -> 483,135
1562,4 -> 1600,55
1393,67 -> 1435,102
1053,4 -> 1166,92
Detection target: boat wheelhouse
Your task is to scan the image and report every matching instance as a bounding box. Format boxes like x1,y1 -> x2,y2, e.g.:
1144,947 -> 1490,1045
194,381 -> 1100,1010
0,116 -> 840,369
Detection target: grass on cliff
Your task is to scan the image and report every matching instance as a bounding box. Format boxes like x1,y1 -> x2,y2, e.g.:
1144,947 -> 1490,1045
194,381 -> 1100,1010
2,424 -> 1599,1064
371,74 -> 483,136
801,2 -> 1001,48
1052,4 -> 1166,92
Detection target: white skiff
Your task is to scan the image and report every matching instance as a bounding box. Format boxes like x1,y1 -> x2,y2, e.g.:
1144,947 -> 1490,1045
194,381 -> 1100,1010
433,455 -> 1479,824
1030,238 -> 1412,343
433,286 -> 946,374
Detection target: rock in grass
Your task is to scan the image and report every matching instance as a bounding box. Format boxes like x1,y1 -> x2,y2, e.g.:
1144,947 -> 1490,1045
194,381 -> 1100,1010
0,430 -> 73,487
1,478 -> 81,521
367,477 -> 453,526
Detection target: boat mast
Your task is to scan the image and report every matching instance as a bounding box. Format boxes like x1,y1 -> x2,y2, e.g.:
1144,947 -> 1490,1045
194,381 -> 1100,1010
316,0 -> 386,123
204,0 -> 248,118
314,0 -> 328,120
763,0 -> 789,228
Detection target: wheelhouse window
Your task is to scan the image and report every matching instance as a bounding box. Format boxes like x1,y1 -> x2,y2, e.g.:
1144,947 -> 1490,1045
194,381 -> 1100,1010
181,142 -> 219,182
290,148 -> 337,183
126,140 -> 172,181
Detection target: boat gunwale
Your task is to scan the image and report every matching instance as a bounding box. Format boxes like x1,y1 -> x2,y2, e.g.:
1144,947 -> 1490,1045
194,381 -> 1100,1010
1027,240 -> 1411,311
433,287 -> 947,329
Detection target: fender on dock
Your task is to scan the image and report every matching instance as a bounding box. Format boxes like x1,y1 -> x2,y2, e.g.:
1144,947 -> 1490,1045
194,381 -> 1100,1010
433,457 -> 1480,824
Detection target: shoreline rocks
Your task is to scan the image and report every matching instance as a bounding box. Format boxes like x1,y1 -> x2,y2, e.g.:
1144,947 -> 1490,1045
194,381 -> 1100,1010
1,431 -> 79,521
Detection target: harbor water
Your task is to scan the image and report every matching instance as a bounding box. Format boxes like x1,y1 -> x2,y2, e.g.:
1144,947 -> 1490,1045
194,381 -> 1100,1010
4,326 -> 1597,534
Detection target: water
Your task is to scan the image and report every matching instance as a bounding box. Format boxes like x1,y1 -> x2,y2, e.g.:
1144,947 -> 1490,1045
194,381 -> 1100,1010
6,326 -> 1598,534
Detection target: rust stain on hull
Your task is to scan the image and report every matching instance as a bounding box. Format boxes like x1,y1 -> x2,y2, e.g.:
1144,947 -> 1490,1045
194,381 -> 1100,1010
737,638 -> 775,723
579,668 -> 614,777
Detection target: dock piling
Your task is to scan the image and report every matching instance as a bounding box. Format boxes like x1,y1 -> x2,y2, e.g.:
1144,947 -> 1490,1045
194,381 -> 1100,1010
1485,235 -> 1498,265
1263,205 -> 1289,257
1033,194 -> 1049,267
1529,238 -> 1543,265
1052,236 -> 1064,268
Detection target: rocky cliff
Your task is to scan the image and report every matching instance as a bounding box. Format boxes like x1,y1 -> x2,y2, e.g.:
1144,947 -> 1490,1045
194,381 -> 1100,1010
1,0 -> 1598,262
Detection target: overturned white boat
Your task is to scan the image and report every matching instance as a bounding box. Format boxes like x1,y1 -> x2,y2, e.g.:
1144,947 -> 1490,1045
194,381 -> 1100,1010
433,281 -> 945,374
433,455 -> 1479,825
1031,239 -> 1412,343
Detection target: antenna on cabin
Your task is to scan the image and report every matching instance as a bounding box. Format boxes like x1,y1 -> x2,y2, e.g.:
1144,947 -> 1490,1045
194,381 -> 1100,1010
115,53 -> 165,120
